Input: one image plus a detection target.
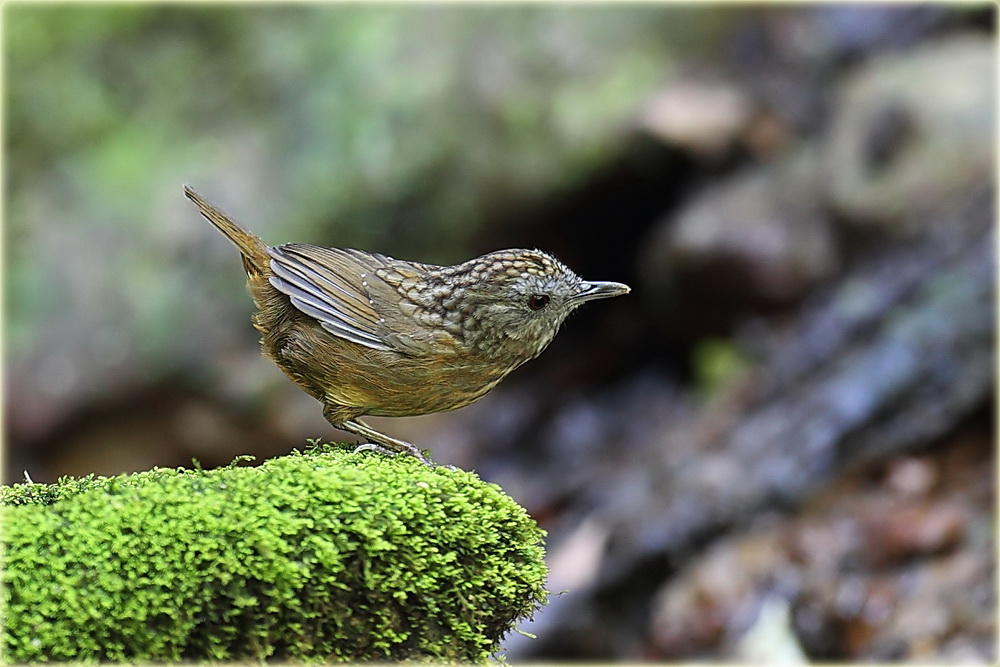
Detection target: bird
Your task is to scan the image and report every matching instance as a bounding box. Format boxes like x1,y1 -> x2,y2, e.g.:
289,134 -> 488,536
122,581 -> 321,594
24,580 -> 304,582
184,185 -> 630,465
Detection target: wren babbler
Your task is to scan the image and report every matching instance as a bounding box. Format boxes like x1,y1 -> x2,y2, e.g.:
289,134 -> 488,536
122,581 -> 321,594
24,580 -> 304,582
185,186 -> 629,464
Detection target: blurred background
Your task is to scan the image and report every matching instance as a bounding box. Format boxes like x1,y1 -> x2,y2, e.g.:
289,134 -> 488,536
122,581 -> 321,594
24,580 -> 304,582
4,3 -> 995,662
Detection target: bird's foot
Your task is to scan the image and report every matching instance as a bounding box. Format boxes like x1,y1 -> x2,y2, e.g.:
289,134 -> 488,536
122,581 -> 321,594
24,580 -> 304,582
352,440 -> 443,468
350,440 -> 459,471
341,419 -> 436,467
351,443 -> 400,458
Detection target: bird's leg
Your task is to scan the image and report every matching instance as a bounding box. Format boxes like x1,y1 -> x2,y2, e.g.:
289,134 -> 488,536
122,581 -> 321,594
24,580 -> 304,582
322,404 -> 435,466
339,418 -> 433,467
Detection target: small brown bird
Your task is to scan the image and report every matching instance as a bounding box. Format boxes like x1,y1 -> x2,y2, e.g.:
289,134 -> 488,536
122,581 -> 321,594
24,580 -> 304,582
185,186 -> 629,464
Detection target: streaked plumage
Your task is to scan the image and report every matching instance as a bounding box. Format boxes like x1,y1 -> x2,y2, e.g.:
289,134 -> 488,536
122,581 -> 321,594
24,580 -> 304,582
185,186 -> 629,464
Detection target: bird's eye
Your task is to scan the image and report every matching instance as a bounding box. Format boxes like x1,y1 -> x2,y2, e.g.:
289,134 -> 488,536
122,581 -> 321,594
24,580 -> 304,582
527,294 -> 550,311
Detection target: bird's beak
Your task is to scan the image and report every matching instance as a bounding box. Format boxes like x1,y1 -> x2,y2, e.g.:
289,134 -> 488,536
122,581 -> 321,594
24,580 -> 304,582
571,280 -> 631,304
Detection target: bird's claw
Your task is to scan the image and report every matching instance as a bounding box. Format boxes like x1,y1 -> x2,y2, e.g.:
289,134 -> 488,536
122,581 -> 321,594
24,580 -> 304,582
351,442 -> 457,470
351,441 -> 433,467
352,443 -> 400,458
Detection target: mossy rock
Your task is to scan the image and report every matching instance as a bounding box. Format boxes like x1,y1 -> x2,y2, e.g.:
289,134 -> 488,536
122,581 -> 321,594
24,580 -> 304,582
1,446 -> 548,662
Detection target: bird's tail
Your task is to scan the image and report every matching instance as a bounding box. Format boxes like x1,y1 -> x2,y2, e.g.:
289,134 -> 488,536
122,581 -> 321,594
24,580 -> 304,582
184,185 -> 269,276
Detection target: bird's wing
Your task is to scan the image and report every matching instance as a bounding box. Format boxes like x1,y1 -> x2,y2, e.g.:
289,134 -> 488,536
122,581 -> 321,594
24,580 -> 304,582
267,244 -> 396,351
267,244 -> 456,355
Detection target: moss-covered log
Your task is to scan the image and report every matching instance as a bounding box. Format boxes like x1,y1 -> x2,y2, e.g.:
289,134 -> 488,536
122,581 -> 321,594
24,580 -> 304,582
1,446 -> 547,662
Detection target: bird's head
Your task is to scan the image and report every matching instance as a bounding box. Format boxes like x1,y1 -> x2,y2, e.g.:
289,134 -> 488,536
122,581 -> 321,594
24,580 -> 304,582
437,249 -> 630,361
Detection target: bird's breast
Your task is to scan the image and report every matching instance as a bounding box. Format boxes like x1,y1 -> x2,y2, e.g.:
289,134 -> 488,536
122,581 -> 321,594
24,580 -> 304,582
265,316 -> 518,417
360,352 -> 516,417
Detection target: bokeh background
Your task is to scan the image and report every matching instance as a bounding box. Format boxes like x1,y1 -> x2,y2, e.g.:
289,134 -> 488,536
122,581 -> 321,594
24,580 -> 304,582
4,3 -> 996,662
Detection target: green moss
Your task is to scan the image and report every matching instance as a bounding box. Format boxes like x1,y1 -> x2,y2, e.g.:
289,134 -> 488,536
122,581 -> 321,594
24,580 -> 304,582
2,445 -> 548,662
